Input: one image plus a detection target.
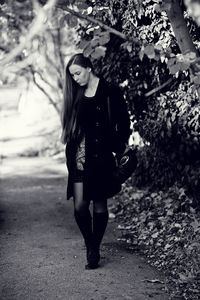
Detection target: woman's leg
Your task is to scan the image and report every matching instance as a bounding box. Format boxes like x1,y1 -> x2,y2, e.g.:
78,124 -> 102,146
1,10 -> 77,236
93,198 -> 108,213
73,183 -> 101,269
73,183 -> 93,254
92,198 -> 109,261
73,182 -> 89,213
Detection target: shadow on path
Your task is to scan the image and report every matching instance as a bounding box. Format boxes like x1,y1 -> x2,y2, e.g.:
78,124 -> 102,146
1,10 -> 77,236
0,157 -> 170,300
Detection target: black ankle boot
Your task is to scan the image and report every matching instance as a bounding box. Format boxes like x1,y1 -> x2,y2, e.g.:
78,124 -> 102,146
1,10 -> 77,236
85,242 -> 100,270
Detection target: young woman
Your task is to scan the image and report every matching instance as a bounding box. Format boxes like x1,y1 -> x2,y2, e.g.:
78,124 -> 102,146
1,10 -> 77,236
61,53 -> 130,269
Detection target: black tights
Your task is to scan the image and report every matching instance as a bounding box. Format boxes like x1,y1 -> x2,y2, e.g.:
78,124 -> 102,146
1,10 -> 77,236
73,182 -> 108,251
73,182 -> 107,213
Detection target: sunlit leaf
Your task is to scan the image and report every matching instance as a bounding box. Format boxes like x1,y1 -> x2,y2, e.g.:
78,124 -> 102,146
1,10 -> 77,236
99,32 -> 110,45
144,44 -> 155,59
76,0 -> 88,10
91,46 -> 106,59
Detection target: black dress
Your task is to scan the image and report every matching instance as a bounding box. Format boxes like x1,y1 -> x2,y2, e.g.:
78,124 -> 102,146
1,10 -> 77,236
65,78 -> 130,201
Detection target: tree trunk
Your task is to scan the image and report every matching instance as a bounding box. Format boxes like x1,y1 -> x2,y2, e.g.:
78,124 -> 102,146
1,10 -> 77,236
164,0 -> 197,55
164,0 -> 200,96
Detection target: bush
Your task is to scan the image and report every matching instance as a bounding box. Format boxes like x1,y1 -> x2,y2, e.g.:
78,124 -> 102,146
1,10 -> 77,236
112,182 -> 200,300
132,80 -> 200,202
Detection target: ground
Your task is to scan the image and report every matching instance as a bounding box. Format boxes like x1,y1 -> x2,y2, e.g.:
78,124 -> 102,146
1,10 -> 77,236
0,89 -> 170,299
0,156 -> 170,300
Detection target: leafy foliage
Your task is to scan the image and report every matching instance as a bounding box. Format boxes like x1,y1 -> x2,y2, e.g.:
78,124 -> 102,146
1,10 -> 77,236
111,182 -> 200,299
133,80 -> 200,198
72,0 -> 200,200
0,1 -> 34,56
0,1 -> 78,114
184,0 -> 200,26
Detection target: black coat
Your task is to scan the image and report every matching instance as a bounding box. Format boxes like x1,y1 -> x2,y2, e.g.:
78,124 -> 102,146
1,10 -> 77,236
65,78 -> 130,200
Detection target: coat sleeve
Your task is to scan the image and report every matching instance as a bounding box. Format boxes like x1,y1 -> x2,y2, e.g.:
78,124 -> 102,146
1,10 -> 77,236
109,85 -> 131,154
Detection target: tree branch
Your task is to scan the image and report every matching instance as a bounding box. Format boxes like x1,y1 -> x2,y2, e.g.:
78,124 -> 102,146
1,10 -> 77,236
164,0 -> 197,55
56,5 -> 140,45
29,66 -> 61,115
54,23 -> 65,70
0,46 -> 9,53
33,69 -> 58,91
45,29 -> 63,79
2,53 -> 38,74
144,78 -> 174,98
0,0 -> 57,67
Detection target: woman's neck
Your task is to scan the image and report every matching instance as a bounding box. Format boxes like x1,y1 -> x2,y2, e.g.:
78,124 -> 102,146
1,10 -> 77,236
84,73 -> 99,97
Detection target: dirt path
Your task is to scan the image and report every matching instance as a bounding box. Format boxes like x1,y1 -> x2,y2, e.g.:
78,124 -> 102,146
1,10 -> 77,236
0,157 -> 170,300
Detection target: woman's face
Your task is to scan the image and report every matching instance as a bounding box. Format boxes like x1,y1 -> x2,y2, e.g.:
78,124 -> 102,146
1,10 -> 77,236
69,64 -> 91,86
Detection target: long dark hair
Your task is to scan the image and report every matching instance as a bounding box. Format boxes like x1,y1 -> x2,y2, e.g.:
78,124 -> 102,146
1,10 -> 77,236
61,53 -> 93,145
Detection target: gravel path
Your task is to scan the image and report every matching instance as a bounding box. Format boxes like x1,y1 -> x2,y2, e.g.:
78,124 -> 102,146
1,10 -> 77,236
0,157 -> 170,300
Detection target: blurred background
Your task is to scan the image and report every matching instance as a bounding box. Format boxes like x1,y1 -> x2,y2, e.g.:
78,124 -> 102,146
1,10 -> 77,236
0,0 -> 78,160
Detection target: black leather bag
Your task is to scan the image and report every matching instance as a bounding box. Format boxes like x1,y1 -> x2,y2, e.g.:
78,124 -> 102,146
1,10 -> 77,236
107,96 -> 138,184
113,147 -> 138,184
